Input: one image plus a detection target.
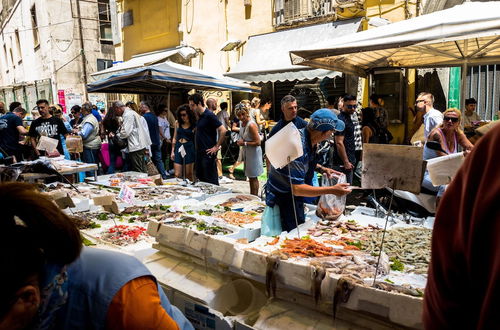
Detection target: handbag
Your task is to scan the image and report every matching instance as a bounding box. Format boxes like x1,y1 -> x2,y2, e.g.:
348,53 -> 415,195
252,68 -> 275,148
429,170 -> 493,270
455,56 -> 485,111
146,156 -> 159,176
110,129 -> 127,150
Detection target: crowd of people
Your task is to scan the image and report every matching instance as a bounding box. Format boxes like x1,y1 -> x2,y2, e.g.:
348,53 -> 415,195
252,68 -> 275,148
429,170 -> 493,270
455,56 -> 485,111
0,91 -> 490,207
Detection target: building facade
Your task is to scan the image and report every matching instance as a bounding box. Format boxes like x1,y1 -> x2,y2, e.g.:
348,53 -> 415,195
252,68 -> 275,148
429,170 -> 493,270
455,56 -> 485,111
0,0 -> 115,113
107,0 -> 420,142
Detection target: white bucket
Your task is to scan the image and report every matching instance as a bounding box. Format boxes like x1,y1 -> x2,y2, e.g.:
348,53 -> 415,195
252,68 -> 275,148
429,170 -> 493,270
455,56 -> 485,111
211,279 -> 267,316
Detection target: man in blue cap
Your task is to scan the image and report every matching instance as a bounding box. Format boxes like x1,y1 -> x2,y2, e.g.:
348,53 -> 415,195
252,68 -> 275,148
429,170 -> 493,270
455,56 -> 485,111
266,108 -> 352,232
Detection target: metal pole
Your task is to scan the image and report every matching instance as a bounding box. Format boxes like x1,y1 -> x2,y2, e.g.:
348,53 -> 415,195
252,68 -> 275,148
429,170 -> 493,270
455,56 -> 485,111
460,63 -> 468,110
287,156 -> 301,238
373,182 -> 396,286
76,0 -> 89,100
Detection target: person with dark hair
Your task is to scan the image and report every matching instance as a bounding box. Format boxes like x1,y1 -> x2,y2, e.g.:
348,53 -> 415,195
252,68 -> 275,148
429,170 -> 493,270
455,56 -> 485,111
69,105 -> 83,128
8,101 -> 21,113
258,98 -> 272,122
28,99 -> 68,157
462,97 -> 480,129
331,94 -> 357,184
0,101 -> 4,114
156,104 -> 171,170
189,93 -> 227,185
423,124 -> 500,329
187,93 -> 204,109
326,95 -> 339,115
0,182 -> 193,330
171,104 -> 196,181
369,94 -> 388,129
217,102 -> 230,129
268,95 -> 307,139
103,105 -> 122,174
0,106 -> 28,161
140,101 -> 168,179
361,107 -> 380,144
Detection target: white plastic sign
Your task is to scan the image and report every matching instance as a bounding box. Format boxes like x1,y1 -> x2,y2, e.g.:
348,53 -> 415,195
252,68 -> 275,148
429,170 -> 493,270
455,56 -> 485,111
265,122 -> 303,169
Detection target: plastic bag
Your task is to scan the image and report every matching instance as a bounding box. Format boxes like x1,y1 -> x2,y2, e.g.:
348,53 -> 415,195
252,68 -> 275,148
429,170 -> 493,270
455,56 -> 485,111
261,205 -> 282,237
316,173 -> 347,220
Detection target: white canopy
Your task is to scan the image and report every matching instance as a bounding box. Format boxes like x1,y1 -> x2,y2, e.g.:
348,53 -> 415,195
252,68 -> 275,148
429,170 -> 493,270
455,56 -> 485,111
290,2 -> 500,77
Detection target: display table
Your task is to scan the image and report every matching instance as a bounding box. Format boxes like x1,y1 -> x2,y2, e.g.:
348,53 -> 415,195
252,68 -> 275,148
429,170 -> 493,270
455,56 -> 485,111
20,163 -> 98,182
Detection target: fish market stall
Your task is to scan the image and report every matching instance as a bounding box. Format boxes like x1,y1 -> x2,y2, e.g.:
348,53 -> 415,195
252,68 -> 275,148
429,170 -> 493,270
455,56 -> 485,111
38,177 -> 430,329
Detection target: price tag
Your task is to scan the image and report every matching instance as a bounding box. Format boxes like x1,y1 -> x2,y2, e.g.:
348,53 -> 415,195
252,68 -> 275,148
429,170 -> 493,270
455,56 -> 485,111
179,144 -> 186,158
118,184 -> 136,204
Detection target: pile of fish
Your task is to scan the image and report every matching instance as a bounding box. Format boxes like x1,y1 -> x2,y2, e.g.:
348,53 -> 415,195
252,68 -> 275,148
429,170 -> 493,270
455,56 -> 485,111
307,219 -> 379,238
363,227 -> 432,274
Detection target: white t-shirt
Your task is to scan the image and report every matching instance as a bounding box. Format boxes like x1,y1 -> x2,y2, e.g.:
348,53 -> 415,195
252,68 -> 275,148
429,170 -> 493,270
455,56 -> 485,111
423,108 -> 443,139
158,116 -> 170,140
217,110 -> 229,129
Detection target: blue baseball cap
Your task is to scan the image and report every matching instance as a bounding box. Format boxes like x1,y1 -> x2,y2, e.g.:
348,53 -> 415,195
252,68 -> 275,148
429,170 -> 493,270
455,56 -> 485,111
309,108 -> 345,132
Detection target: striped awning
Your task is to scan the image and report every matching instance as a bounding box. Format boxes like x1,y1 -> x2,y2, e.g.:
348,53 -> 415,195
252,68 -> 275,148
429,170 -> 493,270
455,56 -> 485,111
87,61 -> 260,94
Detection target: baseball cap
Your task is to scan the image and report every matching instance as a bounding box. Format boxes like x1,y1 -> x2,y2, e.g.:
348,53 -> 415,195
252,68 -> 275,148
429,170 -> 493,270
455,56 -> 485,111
309,108 -> 345,132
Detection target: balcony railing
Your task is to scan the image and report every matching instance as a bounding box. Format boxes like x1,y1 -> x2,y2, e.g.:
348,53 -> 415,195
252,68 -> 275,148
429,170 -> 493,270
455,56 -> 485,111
274,0 -> 364,26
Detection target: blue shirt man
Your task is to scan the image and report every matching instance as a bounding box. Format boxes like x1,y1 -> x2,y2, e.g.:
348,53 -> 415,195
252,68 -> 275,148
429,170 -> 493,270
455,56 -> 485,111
140,102 -> 167,179
266,109 -> 349,232
0,107 -> 28,160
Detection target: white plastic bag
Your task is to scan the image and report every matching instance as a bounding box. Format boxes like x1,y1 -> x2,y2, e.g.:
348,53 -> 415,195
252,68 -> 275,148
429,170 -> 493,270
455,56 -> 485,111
316,173 -> 347,220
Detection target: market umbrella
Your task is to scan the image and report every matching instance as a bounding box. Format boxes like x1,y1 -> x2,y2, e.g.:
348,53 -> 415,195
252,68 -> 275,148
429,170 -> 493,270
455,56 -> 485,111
87,61 -> 261,94
289,2 -> 500,78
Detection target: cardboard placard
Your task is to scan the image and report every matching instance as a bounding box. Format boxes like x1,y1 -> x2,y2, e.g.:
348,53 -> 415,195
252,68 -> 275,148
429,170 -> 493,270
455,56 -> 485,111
66,135 -> 84,153
93,194 -> 115,206
361,144 -> 424,193
54,196 -> 76,209
102,200 -> 120,214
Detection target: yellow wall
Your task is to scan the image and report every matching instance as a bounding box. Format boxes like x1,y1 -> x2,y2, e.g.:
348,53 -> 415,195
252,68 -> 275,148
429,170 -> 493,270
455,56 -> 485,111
120,0 -> 181,60
180,0 -> 273,73
361,0 -> 418,143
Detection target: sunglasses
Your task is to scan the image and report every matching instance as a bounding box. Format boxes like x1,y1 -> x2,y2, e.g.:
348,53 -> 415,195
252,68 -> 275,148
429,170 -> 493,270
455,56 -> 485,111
346,104 -> 357,109
415,100 -> 425,104
180,113 -> 187,117
443,116 -> 459,123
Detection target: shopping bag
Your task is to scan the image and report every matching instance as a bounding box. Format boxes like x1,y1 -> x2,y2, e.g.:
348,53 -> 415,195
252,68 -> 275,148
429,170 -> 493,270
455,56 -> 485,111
261,205 -> 282,237
146,157 -> 159,176
316,173 -> 347,220
66,135 -> 83,153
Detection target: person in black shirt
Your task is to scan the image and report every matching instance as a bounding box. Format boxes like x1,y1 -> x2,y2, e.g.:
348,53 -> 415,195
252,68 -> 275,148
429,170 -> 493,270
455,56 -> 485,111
332,94 -> 357,184
0,106 -> 29,161
188,93 -> 226,185
28,99 -> 68,156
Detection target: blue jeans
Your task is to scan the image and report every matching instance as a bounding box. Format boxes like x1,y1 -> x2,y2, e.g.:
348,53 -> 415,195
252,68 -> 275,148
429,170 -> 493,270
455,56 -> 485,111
107,146 -> 120,174
151,144 -> 167,179
422,171 -> 446,197
82,148 -> 100,177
